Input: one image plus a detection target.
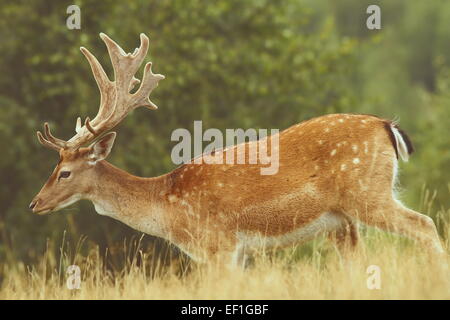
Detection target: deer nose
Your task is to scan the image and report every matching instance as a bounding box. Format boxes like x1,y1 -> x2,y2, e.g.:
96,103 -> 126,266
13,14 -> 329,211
29,200 -> 37,210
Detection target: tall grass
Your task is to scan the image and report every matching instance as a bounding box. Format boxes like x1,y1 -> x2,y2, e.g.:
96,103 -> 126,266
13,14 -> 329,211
1,188 -> 449,300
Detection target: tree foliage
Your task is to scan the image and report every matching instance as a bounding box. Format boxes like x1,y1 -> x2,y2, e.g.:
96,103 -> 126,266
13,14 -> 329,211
0,0 -> 449,264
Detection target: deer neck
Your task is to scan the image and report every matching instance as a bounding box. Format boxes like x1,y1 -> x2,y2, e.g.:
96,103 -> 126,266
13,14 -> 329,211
86,160 -> 170,238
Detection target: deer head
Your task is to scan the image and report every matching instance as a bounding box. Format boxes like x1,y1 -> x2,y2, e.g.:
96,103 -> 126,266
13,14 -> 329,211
30,33 -> 164,214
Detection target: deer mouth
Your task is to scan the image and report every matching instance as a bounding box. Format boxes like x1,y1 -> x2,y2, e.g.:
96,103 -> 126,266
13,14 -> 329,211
33,206 -> 53,215
30,201 -> 54,215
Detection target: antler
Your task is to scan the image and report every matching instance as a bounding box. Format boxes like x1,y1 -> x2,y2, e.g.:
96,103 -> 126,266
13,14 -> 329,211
37,33 -> 164,151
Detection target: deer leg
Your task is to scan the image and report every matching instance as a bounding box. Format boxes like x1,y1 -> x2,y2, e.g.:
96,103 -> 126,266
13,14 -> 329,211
328,217 -> 359,254
351,201 -> 444,254
227,243 -> 250,269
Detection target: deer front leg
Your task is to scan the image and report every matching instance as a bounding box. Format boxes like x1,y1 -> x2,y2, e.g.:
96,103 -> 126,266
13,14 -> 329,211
224,242 -> 250,269
328,217 -> 359,255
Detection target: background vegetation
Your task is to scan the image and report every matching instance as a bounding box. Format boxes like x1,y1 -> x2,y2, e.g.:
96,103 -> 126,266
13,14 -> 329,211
0,0 -> 449,296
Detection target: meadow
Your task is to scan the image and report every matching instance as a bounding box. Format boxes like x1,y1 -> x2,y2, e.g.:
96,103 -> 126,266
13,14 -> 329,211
1,188 -> 449,300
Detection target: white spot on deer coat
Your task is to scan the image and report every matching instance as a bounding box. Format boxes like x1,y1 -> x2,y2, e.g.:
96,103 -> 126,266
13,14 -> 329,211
363,141 -> 369,154
168,195 -> 178,203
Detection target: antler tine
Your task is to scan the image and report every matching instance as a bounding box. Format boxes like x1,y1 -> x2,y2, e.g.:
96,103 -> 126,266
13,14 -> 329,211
36,122 -> 66,151
80,46 -> 112,90
100,33 -> 149,89
75,117 -> 82,133
84,117 -> 96,135
129,77 -> 141,92
43,123 -> 66,147
80,46 -> 116,126
37,131 -> 61,151
133,62 -> 165,110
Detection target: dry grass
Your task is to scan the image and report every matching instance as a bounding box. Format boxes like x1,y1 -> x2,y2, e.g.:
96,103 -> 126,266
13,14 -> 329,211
1,230 -> 449,300
1,190 -> 449,300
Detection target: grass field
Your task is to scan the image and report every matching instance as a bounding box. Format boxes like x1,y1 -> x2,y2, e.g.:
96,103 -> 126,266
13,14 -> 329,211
1,191 -> 449,300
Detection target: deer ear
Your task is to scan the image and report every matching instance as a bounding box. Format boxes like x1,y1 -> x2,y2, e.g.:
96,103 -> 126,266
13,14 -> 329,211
88,132 -> 116,163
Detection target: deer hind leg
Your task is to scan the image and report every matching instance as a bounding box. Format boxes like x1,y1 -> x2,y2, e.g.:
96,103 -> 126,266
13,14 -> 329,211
328,216 -> 359,254
227,243 -> 250,269
351,200 -> 444,254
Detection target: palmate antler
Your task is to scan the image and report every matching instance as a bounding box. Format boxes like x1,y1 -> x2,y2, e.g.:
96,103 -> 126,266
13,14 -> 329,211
37,33 -> 165,151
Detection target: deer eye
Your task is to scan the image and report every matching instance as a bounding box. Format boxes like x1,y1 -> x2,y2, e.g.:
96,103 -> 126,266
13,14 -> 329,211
58,171 -> 71,180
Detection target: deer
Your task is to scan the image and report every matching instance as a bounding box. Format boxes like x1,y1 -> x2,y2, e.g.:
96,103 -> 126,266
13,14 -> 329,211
30,33 -> 444,267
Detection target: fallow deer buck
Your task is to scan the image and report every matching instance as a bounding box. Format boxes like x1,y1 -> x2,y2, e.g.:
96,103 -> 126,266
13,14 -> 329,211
31,33 -> 444,267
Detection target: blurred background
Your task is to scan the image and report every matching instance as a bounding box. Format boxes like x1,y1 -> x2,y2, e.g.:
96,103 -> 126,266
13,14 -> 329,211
0,0 -> 449,270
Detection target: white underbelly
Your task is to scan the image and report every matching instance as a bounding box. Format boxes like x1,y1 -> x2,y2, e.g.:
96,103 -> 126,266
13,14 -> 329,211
238,212 -> 345,250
